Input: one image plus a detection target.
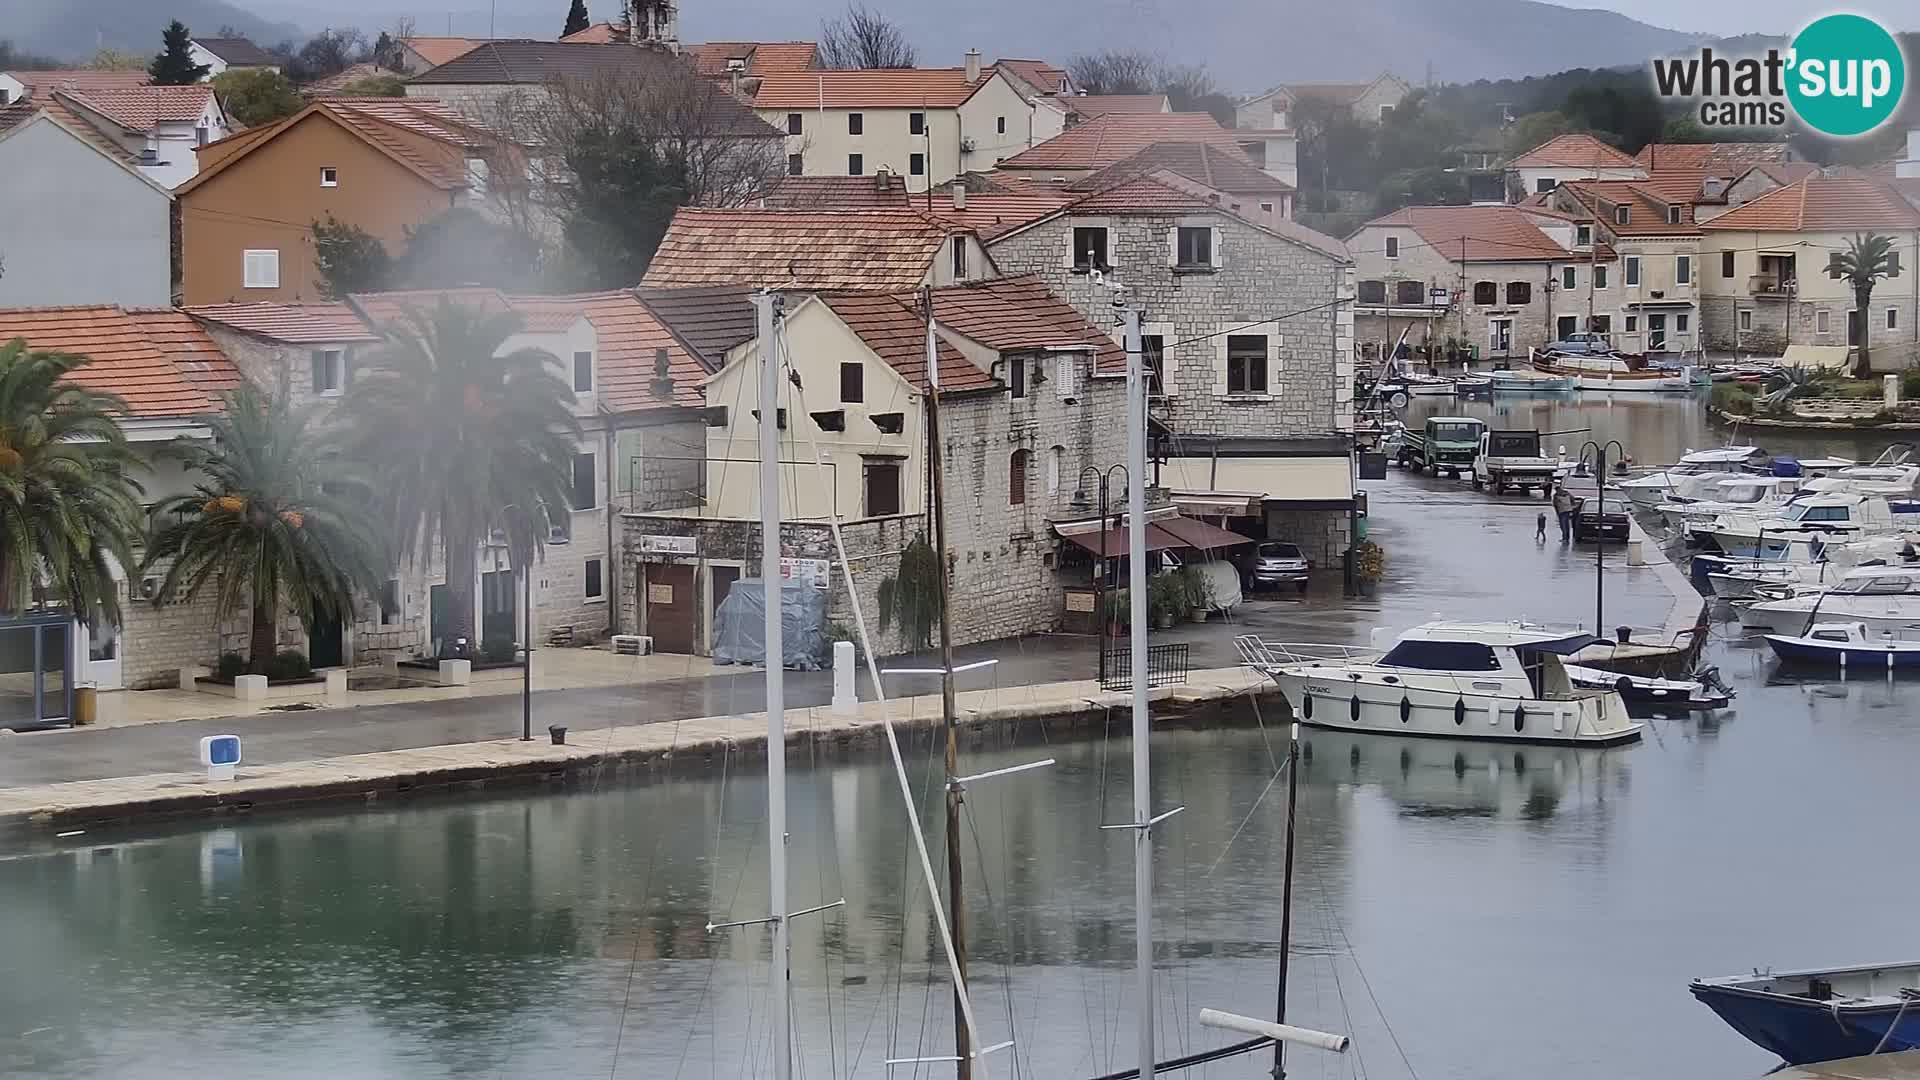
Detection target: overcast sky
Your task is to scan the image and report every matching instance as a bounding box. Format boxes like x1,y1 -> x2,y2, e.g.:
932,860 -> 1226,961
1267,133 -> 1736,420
1589,0 -> 1910,36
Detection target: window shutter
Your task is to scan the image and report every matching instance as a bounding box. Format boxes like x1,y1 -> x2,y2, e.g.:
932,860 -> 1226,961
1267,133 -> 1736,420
1168,228 -> 1178,268
1212,227 -> 1224,269
311,351 -> 324,394
340,349 -> 351,388
1055,354 -> 1078,398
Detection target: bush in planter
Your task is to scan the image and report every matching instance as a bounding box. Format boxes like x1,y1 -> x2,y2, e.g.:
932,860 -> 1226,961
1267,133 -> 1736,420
1176,565 -> 1213,617
215,652 -> 246,681
1146,574 -> 1184,626
480,635 -> 518,663
267,650 -> 312,681
1354,541 -> 1387,582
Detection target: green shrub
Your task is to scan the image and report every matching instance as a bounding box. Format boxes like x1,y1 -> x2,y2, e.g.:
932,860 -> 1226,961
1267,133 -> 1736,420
215,652 -> 246,680
481,635 -> 518,663
1710,382 -> 1756,416
1903,371 -> 1920,400
267,650 -> 313,681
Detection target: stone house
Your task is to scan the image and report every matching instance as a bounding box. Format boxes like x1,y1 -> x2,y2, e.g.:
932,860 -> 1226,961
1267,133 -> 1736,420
988,175 -> 1358,565
1697,173 -> 1920,360
996,112 -> 1294,191
1552,181 -> 1701,353
1505,133 -> 1644,199
643,208 -> 997,291
1236,73 -> 1412,130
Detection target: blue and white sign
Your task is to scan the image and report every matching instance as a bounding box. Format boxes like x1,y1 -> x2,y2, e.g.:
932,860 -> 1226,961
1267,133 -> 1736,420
199,734 -> 241,781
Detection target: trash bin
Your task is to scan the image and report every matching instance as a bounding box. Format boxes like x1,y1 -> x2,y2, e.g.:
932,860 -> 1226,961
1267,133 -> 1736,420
1616,626 -> 1633,645
548,724 -> 568,745
73,685 -> 98,726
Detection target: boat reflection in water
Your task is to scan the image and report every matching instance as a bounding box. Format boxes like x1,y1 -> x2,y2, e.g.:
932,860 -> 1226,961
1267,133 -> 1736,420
1299,727 -> 1628,823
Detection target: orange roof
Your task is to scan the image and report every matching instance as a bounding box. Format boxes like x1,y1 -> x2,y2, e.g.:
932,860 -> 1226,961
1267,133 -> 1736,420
0,307 -> 214,417
993,58 -> 1071,94
643,209 -> 961,291
560,22 -> 624,44
760,173 -> 910,208
1559,180 -> 1701,236
186,302 -> 381,344
998,113 -> 1244,171
1068,174 -> 1216,212
1700,174 -> 1920,232
924,191 -> 1077,240
752,67 -> 993,109
1634,141 -> 1790,173
178,101 -> 472,196
688,41 -> 818,78
0,95 -> 138,164
303,63 -> 390,94
62,85 -> 212,130
350,288 -> 512,334
1361,205 -> 1569,262
819,293 -> 990,391
927,275 -> 1126,374
1067,94 -> 1170,118
126,310 -> 243,396
1075,140 -> 1291,195
402,37 -> 484,68
1508,133 -> 1639,171
5,70 -> 151,96
511,291 -> 707,411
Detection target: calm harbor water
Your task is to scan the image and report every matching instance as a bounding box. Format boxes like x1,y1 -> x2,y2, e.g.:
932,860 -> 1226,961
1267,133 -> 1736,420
3,396 -> 1917,1080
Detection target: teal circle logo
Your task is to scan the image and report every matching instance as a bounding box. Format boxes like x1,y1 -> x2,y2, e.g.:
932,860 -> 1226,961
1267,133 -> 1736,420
1786,13 -> 1906,137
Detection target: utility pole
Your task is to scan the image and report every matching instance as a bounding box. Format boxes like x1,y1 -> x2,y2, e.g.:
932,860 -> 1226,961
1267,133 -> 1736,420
922,286 -> 972,1077
754,290 -> 792,1080
1123,301 -> 1156,1080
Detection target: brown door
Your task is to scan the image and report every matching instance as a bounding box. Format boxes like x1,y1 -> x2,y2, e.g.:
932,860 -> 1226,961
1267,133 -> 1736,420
708,566 -> 741,653
645,564 -> 698,654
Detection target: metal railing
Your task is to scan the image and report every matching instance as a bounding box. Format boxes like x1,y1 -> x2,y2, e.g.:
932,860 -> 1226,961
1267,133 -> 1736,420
1235,634 -> 1380,668
1100,642 -> 1191,692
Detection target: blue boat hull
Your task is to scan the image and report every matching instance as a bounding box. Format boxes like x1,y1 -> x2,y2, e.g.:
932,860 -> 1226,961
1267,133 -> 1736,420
1765,635 -> 1920,668
1690,983 -> 1915,1064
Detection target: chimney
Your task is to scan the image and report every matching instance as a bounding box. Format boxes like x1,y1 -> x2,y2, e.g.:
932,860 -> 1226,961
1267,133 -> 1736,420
965,49 -> 981,82
951,180 -> 967,210
139,135 -> 160,165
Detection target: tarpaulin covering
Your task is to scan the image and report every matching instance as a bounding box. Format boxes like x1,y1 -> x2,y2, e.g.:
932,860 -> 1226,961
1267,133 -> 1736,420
711,580 -> 830,670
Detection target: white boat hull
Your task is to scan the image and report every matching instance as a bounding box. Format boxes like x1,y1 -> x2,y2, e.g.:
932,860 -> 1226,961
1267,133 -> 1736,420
1260,667 -> 1641,746
1738,599 -> 1920,637
1569,372 -> 1697,392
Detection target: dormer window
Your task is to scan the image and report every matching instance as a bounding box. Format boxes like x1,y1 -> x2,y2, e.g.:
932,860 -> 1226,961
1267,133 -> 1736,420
1666,205 -> 1683,225
1575,223 -> 1592,246
1614,205 -> 1630,226
726,57 -> 747,71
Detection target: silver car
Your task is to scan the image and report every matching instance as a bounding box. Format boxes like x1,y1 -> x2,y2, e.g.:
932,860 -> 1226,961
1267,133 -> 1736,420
1247,542 -> 1311,593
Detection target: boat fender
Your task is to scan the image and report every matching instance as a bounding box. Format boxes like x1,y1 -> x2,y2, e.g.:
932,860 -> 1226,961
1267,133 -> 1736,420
1302,694 -> 1313,720
1350,695 -> 1361,722
1615,676 -> 1633,696
1399,696 -> 1412,723
1453,697 -> 1466,725
1513,704 -> 1526,732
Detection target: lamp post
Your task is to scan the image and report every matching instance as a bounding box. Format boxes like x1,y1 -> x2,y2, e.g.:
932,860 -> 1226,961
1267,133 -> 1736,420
1076,463 -> 1129,686
522,560 -> 532,742
1578,440 -> 1626,638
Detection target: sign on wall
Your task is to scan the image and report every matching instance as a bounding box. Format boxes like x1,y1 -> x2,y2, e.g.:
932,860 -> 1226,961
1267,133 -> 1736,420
647,583 -> 675,604
642,534 -> 698,556
1064,591 -> 1097,613
781,557 -> 831,591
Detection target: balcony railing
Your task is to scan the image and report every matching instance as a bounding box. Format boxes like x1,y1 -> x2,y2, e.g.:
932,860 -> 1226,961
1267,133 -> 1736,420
1749,275 -> 1795,298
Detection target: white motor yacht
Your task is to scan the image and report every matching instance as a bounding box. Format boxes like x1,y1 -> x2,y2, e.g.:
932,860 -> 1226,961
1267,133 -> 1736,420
1693,494 -> 1919,559
1656,476 -> 1804,533
1236,623 -> 1641,746
1737,565 -> 1920,636
1706,537 -> 1920,600
1614,446 -> 1768,508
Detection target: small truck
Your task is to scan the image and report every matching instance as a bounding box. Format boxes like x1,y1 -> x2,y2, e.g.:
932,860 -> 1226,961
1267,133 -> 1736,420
1473,429 -> 1559,497
1394,416 -> 1485,478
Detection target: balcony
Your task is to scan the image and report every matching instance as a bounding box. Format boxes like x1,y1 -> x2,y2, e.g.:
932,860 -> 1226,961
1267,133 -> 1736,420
1749,275 -> 1795,299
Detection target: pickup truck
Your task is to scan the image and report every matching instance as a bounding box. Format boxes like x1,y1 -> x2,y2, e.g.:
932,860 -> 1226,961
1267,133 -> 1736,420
1395,416 -> 1486,478
1473,429 -> 1559,497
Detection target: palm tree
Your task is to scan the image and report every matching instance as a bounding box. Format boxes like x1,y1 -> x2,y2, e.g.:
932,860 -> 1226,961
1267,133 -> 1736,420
143,386 -> 388,675
0,340 -> 144,623
1832,233 -> 1898,379
342,299 -> 581,657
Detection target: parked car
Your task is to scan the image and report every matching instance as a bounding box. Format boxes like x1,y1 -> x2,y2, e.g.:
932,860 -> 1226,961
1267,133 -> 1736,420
1241,541 -> 1312,593
1542,331 -> 1616,356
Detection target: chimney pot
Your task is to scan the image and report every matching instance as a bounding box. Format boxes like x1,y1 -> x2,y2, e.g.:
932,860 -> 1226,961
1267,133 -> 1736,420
965,49 -> 981,83
951,180 -> 967,210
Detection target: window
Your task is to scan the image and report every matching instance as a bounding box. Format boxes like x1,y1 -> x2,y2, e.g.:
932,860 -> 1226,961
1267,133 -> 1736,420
1379,103 -> 1395,120
561,351 -> 589,394
1472,280 -> 1497,305
196,124 -> 209,146
1394,279 -> 1424,305
1889,308 -> 1900,331
1816,309 -> 1831,334
1536,178 -> 1555,194
909,111 -> 924,135
1739,309 -> 1753,331
584,559 -> 604,600
1357,280 -> 1387,305
242,249 -> 279,289
1006,356 -> 1027,398
847,153 -> 863,176
1590,314 -> 1611,334
997,116 -> 1006,134
1667,205 -> 1683,225
1009,449 -> 1030,505
1722,251 -> 1737,278
1676,255 -> 1692,285
1625,314 -> 1639,332
380,579 -> 400,624
952,235 -> 967,278
1505,281 -> 1532,305
1614,205 -> 1630,225
863,457 -> 902,516
1176,226 -> 1213,268
848,112 -> 863,135
1072,226 -> 1108,270
787,153 -> 803,176
1260,201 -> 1274,213
840,361 -> 863,403
1385,236 -> 1399,259
910,152 -> 925,176
1624,256 -> 1640,286
320,166 -> 338,187
1676,313 -> 1690,332
1557,315 -> 1578,339
570,452 -> 596,510
1226,335 -> 1267,394
787,112 -> 803,135
1594,265 -> 1608,289
1142,335 -> 1166,395
1575,224 -> 1592,246
1562,266 -> 1577,290
311,349 -> 344,395
1380,639 -> 1500,671
1047,445 -> 1064,494
1890,252 -> 1903,278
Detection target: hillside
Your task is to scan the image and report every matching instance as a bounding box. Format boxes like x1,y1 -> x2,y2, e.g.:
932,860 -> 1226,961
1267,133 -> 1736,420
0,0 -> 304,61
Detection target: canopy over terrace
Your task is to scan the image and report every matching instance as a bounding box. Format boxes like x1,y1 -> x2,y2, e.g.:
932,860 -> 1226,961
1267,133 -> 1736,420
1053,509 -> 1256,554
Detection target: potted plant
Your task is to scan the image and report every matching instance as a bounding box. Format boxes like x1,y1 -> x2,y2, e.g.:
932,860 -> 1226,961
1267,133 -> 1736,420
1147,574 -> 1182,630
1182,566 -> 1213,622
1353,540 -> 1387,594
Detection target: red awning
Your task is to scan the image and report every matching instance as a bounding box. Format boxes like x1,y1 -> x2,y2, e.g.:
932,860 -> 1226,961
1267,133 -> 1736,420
1059,516 -> 1256,555
1155,516 -> 1256,550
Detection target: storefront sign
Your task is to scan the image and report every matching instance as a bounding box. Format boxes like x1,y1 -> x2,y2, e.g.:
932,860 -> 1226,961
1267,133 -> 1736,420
1065,591 -> 1097,613
647,583 -> 675,604
781,557 -> 831,590
641,534 -> 698,556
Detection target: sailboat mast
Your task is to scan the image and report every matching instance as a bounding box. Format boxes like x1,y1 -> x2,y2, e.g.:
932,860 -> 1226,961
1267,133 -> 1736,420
1123,302 -> 1156,1080
923,287 -> 972,1076
1273,722 -> 1301,1078
755,290 -> 793,1080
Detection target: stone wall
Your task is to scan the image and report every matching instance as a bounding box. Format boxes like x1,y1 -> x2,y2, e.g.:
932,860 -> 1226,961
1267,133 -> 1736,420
197,324 -> 364,410
1264,507 -> 1352,569
616,419 -> 707,512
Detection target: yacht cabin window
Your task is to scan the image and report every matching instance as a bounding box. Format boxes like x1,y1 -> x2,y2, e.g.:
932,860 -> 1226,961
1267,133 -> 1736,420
1379,640 -> 1501,671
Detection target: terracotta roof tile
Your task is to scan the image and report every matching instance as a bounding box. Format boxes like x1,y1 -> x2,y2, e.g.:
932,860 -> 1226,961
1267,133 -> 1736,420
1073,141 -> 1290,195
1741,161 -> 1822,189
1067,94 -> 1170,118
1361,205 -> 1568,262
560,23 -> 624,44
634,286 -> 758,367
323,97 -> 475,144
993,58 -> 1071,95
643,209 -> 957,291
185,302 -> 379,344
752,68 -> 992,110
316,101 -> 467,187
927,275 -> 1126,374
924,191 -> 1076,240
349,288 -> 512,335
1067,175 -> 1216,212
688,41 -> 818,77
62,85 -> 212,130
998,113 -> 1244,171
1508,133 -> 1639,170
402,38 -> 484,68
1558,180 -> 1702,236
0,97 -> 137,164
126,309 -> 244,395
1634,141 -> 1790,173
303,63 -> 391,94
5,70 -> 151,96
509,292 -> 707,411
820,293 -> 989,391
1700,173 -> 1920,232
760,173 -> 911,208
0,306 -> 213,417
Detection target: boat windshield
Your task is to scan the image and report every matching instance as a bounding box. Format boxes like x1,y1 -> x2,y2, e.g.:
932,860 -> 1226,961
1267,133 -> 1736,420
1829,575 -> 1913,595
1721,485 -> 1769,505
1379,640 -> 1501,671
1783,504 -> 1852,522
1430,422 -> 1480,442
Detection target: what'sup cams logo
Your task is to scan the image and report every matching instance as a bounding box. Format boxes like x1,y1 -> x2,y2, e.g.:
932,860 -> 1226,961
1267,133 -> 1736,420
1651,13 -> 1907,137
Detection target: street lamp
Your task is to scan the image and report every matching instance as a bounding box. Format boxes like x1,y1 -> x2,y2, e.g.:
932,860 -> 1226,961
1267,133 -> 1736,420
1074,463 -> 1129,685
501,503 -> 536,742
1577,440 -> 1626,638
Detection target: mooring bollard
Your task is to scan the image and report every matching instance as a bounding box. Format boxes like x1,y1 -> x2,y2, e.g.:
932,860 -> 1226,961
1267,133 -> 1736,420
548,724 -> 567,745
830,640 -> 857,716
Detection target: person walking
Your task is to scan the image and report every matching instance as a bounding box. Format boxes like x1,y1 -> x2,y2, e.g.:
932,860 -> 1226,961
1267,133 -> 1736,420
1552,485 -> 1575,543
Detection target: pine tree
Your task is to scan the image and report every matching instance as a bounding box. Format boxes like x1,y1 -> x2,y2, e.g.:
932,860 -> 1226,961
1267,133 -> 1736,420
563,0 -> 593,36
148,20 -> 210,85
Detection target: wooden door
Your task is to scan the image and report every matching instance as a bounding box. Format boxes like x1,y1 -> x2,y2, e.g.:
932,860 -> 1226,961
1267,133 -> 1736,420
646,564 -> 698,654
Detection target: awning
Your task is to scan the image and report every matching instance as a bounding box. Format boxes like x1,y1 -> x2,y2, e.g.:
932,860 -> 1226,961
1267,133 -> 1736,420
1170,492 -> 1262,518
1060,523 -> 1187,555
1516,633 -> 1601,655
1056,514 -> 1256,555
1160,455 -> 1354,504
1155,516 -> 1256,550
1623,300 -> 1697,309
